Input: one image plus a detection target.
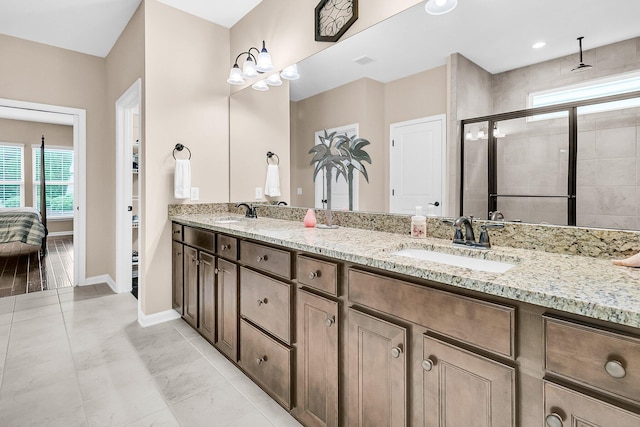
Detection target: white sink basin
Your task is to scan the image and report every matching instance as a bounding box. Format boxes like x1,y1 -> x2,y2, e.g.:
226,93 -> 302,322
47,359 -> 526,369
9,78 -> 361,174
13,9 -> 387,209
214,219 -> 240,224
392,249 -> 516,273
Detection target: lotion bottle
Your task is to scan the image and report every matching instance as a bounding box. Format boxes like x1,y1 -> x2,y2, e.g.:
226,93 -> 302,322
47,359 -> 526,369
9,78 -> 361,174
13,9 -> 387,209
411,206 -> 427,239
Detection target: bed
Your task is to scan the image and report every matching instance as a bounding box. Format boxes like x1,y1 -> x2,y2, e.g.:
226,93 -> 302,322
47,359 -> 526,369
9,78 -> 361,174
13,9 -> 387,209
0,137 -> 49,256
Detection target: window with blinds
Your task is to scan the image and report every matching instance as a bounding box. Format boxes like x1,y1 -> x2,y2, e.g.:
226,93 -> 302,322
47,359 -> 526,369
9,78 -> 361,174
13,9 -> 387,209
33,146 -> 74,218
0,144 -> 24,208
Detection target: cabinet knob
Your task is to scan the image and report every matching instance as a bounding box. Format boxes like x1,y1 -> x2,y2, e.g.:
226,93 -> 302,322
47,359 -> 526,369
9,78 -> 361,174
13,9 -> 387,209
604,359 -> 626,378
173,230 -> 180,234
177,252 -> 181,256
325,316 -> 335,327
257,298 -> 268,306
256,355 -> 268,365
390,346 -> 403,359
221,244 -> 229,251
309,271 -> 319,280
421,358 -> 435,371
545,413 -> 564,427
214,268 -> 220,275
257,255 -> 267,262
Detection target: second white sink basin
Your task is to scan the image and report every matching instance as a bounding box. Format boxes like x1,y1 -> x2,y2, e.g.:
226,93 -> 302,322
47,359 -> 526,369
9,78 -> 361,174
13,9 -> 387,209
392,249 -> 516,273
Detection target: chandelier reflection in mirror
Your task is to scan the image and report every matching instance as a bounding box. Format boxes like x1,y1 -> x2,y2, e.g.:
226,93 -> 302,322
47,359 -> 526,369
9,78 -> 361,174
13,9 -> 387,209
227,40 -> 300,91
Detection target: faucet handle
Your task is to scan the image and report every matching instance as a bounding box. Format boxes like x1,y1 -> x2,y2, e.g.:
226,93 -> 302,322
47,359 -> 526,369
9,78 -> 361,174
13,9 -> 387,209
478,223 -> 503,248
442,219 -> 455,226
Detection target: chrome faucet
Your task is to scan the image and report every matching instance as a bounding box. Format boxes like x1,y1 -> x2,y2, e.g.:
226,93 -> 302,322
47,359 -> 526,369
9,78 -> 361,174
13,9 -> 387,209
236,203 -> 258,218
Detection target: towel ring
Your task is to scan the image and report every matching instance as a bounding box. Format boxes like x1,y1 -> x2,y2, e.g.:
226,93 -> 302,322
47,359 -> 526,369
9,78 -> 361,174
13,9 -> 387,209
173,143 -> 191,160
266,151 -> 279,165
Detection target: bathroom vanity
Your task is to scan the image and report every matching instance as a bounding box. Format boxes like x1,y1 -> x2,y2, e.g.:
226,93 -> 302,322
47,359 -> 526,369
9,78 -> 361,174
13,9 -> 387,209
169,212 -> 640,426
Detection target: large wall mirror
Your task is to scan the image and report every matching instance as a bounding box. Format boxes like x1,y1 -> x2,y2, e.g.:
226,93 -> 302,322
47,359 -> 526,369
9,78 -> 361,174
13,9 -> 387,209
230,0 -> 640,230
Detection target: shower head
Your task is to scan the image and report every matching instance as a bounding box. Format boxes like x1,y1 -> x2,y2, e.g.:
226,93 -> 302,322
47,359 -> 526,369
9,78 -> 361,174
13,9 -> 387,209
571,36 -> 592,73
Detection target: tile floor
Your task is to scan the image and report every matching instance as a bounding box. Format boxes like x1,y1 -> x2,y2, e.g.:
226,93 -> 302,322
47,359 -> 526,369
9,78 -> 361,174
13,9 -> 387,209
0,284 -> 303,427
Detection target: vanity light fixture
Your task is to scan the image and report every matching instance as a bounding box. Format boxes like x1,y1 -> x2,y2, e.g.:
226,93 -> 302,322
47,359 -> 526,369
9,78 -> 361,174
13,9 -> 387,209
280,64 -> 300,80
266,73 -> 283,86
425,0 -> 457,15
227,40 -> 274,86
493,123 -> 506,138
251,79 -> 269,92
571,36 -> 593,73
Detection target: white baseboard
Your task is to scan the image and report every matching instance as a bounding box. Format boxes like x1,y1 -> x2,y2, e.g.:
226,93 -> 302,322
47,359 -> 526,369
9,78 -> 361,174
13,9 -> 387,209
48,231 -> 74,237
81,274 -> 117,293
137,306 -> 181,328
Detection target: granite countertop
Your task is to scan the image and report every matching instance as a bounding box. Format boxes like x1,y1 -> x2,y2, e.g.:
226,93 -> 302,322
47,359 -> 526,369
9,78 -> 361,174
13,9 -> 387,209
170,213 -> 640,329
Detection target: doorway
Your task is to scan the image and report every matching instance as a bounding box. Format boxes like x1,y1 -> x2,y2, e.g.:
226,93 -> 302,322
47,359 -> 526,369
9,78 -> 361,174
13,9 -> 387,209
389,115 -> 446,215
0,98 -> 87,286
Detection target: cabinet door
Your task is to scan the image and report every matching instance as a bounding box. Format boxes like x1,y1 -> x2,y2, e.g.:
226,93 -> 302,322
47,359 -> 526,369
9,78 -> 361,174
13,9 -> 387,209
215,258 -> 238,361
183,245 -> 198,328
348,308 -> 406,427
171,241 -> 183,315
422,335 -> 515,427
197,251 -> 216,343
544,381 -> 640,427
296,289 -> 339,427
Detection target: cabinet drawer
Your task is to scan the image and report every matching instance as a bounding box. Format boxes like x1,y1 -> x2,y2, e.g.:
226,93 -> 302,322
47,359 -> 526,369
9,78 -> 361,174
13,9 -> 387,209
544,381 -> 640,426
217,234 -> 238,261
240,241 -> 292,279
297,254 -> 338,296
240,319 -> 292,409
171,223 -> 183,241
240,267 -> 292,343
183,226 -> 215,252
348,268 -> 515,359
544,316 -> 640,404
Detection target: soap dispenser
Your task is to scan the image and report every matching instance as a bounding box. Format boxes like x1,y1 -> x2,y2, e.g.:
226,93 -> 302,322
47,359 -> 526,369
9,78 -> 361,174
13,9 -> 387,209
411,206 -> 427,239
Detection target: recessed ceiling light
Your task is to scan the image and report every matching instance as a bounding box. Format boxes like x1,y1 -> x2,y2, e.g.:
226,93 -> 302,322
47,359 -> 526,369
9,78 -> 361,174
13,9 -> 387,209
532,42 -> 546,49
425,0 -> 457,15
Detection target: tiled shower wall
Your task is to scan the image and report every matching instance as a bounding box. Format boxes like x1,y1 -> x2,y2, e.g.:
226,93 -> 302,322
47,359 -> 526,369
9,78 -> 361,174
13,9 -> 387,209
459,37 -> 640,229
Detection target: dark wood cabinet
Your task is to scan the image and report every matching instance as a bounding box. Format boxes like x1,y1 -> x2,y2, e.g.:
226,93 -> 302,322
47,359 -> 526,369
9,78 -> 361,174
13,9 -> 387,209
295,289 -> 339,427
348,308 -> 406,427
183,245 -> 198,328
171,240 -> 183,315
543,381 -> 640,426
422,335 -> 516,427
197,251 -> 216,343
215,258 -> 238,361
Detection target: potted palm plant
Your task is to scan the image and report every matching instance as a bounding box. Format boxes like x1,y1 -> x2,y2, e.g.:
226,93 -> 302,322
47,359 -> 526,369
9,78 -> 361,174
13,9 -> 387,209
309,130 -> 351,228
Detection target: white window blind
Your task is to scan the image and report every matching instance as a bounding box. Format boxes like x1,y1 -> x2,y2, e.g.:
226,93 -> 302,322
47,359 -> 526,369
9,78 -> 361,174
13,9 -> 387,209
0,144 -> 24,207
33,146 -> 74,218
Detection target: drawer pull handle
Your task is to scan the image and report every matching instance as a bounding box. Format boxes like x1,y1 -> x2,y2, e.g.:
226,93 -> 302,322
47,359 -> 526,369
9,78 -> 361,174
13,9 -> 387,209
256,355 -> 268,365
545,413 -> 564,427
256,255 -> 268,262
325,316 -> 335,327
221,244 -> 230,251
309,271 -> 319,280
390,346 -> 403,359
604,359 -> 626,378
257,298 -> 268,306
421,358 -> 435,371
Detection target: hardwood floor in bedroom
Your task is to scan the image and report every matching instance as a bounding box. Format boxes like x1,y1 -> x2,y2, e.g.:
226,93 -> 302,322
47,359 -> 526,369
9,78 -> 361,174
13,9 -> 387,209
0,236 -> 73,297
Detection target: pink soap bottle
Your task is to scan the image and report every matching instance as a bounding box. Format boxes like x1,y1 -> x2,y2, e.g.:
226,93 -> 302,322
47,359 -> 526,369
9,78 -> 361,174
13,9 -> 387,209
304,209 -> 317,227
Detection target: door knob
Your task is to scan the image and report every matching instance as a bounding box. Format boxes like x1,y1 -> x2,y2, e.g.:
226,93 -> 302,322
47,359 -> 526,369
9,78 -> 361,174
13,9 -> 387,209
545,413 -> 563,427
127,206 -> 133,211
390,346 -> 403,358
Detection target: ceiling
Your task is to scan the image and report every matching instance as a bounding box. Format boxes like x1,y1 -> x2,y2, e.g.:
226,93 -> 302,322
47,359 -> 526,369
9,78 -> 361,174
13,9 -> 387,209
290,0 -> 640,101
0,0 -> 262,57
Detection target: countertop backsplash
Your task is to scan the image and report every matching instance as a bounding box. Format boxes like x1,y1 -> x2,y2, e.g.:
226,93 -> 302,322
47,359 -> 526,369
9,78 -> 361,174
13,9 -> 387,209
168,203 -> 640,259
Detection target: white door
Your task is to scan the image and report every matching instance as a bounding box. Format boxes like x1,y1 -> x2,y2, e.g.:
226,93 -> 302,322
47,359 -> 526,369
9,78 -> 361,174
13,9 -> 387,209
314,124 -> 359,211
390,115 -> 446,215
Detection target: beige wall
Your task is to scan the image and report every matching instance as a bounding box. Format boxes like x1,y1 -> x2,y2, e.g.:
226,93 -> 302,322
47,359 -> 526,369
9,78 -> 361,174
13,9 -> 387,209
0,119 -> 73,234
229,0 -> 422,94
142,0 -> 230,315
0,33 -> 110,278
291,66 -> 447,212
230,82 -> 290,203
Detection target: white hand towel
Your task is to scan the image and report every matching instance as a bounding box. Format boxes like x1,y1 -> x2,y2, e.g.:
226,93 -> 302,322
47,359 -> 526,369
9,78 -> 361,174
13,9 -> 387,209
174,159 -> 191,199
264,164 -> 281,197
